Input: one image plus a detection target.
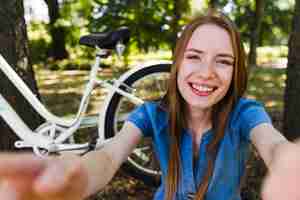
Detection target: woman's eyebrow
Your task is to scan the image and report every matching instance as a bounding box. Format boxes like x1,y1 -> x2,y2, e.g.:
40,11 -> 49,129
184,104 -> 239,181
186,48 -> 234,59
217,53 -> 235,60
185,48 -> 204,54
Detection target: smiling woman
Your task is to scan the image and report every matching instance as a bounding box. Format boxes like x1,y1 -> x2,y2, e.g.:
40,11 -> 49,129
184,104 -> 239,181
157,10 -> 250,200
177,24 -> 234,112
0,9 -> 300,200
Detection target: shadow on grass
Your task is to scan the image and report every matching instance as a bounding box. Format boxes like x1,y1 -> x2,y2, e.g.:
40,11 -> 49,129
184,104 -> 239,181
40,92 -> 102,117
247,67 -> 286,112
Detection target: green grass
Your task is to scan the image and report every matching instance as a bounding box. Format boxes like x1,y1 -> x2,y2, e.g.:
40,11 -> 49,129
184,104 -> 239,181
247,67 -> 286,112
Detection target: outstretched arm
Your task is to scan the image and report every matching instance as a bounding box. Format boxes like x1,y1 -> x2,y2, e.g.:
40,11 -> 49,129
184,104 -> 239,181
0,121 -> 142,200
250,123 -> 288,169
82,121 -> 142,197
250,123 -> 300,200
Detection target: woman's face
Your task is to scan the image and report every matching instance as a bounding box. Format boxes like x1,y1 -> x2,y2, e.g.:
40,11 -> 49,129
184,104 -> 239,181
177,23 -> 234,112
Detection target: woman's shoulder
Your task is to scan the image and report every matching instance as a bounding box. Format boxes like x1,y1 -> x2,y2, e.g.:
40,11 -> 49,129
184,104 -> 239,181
231,98 -> 271,129
126,101 -> 168,137
139,101 -> 168,120
229,97 -> 270,127
233,97 -> 265,114
143,101 -> 163,111
229,97 -> 271,138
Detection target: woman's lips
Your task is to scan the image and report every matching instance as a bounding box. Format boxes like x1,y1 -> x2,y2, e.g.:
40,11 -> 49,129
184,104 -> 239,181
189,83 -> 217,97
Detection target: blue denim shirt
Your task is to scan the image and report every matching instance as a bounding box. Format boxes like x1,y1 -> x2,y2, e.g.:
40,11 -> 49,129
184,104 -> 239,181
127,98 -> 271,200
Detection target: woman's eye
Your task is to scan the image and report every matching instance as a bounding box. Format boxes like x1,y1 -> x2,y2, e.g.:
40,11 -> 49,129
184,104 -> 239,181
217,60 -> 233,66
186,55 -> 200,60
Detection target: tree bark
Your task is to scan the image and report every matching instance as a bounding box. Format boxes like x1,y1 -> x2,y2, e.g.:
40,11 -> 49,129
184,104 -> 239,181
171,0 -> 181,51
171,0 -> 189,52
44,0 -> 69,60
248,0 -> 265,68
283,0 -> 300,141
0,0 -> 42,150
209,0 -> 219,9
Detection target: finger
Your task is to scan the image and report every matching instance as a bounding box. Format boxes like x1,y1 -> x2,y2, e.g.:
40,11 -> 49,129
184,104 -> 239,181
33,158 -> 87,197
262,143 -> 300,200
0,181 -> 18,200
0,180 -> 33,200
0,153 -> 46,178
33,161 -> 68,195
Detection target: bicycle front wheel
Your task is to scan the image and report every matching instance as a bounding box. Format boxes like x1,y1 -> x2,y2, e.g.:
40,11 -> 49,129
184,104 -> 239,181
103,63 -> 171,186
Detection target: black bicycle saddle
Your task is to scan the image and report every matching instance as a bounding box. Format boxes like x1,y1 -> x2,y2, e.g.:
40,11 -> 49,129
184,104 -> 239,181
79,27 -> 130,49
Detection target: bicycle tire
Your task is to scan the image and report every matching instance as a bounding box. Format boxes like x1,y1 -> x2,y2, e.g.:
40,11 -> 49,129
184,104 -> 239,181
103,63 -> 171,186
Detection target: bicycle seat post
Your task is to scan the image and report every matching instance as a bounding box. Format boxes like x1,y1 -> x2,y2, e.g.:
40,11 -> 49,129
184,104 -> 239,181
89,46 -> 107,81
116,41 -> 125,57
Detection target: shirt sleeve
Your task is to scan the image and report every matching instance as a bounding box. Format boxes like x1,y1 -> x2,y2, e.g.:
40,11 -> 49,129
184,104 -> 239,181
126,103 -> 153,137
239,100 -> 272,141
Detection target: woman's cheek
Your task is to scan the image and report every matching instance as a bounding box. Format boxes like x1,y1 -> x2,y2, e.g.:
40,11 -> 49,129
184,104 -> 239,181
218,68 -> 233,84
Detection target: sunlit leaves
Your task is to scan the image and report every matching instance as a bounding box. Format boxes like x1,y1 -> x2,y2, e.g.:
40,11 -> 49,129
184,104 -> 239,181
89,0 -> 191,52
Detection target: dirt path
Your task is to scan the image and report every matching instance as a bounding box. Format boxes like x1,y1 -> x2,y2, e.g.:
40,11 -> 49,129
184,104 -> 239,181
91,169 -> 156,200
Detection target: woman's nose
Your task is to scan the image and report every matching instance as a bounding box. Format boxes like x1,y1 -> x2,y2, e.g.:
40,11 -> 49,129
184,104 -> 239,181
197,59 -> 216,79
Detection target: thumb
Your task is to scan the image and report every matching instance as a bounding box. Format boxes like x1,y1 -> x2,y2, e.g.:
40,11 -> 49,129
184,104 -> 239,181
33,156 -> 88,198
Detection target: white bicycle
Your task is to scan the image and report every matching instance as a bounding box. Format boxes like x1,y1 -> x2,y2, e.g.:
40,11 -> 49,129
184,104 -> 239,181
0,27 -> 170,186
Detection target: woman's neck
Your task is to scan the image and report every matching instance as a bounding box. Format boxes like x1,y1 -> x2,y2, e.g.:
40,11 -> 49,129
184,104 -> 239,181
186,106 -> 212,136
186,106 -> 212,161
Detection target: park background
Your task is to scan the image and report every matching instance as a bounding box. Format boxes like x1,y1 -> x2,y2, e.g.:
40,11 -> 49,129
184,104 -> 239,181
0,0 -> 299,199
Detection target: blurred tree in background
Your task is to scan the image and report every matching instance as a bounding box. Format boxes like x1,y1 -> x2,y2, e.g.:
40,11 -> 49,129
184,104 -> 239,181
283,0 -> 300,141
26,0 -> 294,67
0,0 -> 42,150
204,0 -> 293,67
44,0 -> 69,60
248,0 -> 265,68
231,0 -> 293,66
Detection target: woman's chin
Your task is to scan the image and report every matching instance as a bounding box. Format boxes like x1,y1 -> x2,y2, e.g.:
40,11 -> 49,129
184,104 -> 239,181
187,101 -> 214,111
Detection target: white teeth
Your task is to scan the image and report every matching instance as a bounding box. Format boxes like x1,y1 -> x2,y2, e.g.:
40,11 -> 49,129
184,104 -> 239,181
191,84 -> 214,92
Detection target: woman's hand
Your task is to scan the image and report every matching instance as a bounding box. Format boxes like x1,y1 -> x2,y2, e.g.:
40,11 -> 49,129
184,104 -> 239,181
262,142 -> 300,200
0,153 -> 88,200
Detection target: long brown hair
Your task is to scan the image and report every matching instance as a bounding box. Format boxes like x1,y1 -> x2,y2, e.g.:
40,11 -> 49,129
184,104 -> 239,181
162,10 -> 248,200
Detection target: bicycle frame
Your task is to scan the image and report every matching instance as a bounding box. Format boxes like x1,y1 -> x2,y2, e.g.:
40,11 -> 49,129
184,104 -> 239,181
0,54 -> 75,127
0,94 -> 50,148
0,46 -> 171,155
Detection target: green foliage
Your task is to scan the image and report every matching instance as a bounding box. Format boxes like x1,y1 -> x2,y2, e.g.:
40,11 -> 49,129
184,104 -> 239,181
260,0 -> 293,45
189,0 -> 294,46
28,19 -> 95,67
202,0 -> 228,10
27,0 -> 294,69
89,0 -> 191,52
57,0 -> 93,47
28,22 -> 51,64
230,0 -> 294,46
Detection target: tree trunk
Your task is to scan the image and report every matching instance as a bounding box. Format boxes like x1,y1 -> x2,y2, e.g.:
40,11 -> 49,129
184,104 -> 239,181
44,0 -> 69,60
0,0 -> 42,150
248,0 -> 265,68
283,0 -> 300,141
171,0 -> 190,52
209,0 -> 219,9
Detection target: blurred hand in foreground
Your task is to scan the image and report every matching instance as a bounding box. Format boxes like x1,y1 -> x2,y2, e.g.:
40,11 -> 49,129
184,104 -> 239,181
0,153 -> 88,200
262,141 -> 300,200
